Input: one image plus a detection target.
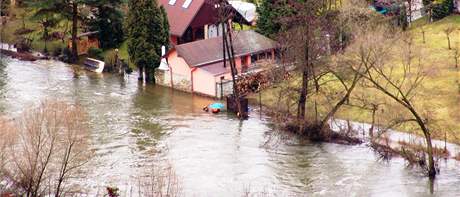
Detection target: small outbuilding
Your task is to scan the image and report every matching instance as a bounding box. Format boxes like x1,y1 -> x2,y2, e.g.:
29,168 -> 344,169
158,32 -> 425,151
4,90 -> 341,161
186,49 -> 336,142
67,31 -> 100,55
157,30 -> 277,98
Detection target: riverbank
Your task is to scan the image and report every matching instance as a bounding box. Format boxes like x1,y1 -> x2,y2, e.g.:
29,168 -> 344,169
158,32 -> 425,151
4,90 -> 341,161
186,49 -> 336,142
1,57 -> 460,196
248,15 -> 460,144
0,46 -> 49,61
249,96 -> 460,160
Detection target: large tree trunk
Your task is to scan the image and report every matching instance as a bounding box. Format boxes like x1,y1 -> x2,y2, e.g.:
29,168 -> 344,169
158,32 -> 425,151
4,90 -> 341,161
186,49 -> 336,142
144,67 -> 155,84
297,65 -> 308,120
138,66 -> 144,81
297,37 -> 310,124
320,74 -> 360,129
71,2 -> 78,63
405,102 -> 436,178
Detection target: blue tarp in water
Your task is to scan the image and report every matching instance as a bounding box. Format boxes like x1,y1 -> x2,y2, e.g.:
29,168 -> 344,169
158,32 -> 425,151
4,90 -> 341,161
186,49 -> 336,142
369,5 -> 388,15
209,103 -> 225,109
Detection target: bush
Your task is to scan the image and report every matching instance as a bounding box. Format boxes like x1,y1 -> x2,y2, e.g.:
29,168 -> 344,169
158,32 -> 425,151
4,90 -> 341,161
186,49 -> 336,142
14,37 -> 32,52
432,0 -> 454,21
87,47 -> 103,60
52,46 -> 63,57
104,50 -> 118,72
60,47 -> 72,63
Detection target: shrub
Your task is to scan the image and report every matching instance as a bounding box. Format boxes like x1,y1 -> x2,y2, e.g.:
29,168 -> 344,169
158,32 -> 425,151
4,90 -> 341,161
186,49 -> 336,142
104,50 -> 118,72
60,47 -> 72,63
87,47 -> 103,60
14,37 -> 32,52
52,46 -> 63,57
432,0 -> 454,21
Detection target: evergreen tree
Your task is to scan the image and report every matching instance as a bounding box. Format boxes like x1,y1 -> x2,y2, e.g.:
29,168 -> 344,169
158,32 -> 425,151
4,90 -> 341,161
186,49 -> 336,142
126,0 -> 169,83
27,1 -> 62,54
87,0 -> 124,49
26,0 -> 92,62
160,6 -> 170,50
256,0 -> 292,38
1,0 -> 10,16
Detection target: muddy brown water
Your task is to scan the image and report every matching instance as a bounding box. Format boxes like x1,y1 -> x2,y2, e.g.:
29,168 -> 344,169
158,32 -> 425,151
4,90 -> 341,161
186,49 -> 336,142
1,57 -> 460,196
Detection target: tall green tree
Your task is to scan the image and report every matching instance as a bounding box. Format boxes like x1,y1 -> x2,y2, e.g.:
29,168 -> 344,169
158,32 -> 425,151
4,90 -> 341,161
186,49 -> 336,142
0,0 -> 10,16
87,0 -> 124,49
159,6 -> 170,50
26,0 -> 91,62
126,0 -> 169,83
28,1 -> 62,54
256,0 -> 292,38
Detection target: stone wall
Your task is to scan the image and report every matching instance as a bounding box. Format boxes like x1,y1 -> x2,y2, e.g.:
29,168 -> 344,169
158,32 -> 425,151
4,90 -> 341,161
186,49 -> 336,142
155,70 -> 192,93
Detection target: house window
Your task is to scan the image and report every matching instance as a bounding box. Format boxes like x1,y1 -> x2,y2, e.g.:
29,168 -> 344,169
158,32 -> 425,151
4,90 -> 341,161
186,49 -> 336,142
168,0 -> 177,5
183,0 -> 192,8
259,53 -> 266,60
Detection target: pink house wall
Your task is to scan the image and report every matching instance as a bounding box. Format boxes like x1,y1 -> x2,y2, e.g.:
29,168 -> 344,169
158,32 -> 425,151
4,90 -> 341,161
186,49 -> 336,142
168,50 -> 191,77
192,69 -> 217,96
166,49 -> 276,97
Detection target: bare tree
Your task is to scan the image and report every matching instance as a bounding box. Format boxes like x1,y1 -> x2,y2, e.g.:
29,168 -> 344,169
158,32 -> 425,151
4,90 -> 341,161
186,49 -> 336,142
453,43 -> 459,68
138,161 -> 182,197
278,0 -> 328,131
1,100 -> 92,197
419,25 -> 426,44
0,118 -> 17,192
353,30 -> 438,178
443,25 -> 455,50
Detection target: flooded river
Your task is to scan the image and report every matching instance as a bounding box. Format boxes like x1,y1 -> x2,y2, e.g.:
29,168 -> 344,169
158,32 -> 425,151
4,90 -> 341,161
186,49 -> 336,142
1,57 -> 460,196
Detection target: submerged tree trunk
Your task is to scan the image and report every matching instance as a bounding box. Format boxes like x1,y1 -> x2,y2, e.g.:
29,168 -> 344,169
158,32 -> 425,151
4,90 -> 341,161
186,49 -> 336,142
407,105 -> 436,178
138,66 -> 144,81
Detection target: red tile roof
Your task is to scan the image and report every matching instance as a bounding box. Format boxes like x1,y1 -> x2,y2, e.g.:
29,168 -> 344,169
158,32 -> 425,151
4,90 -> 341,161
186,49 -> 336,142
175,30 -> 276,67
159,0 -> 209,37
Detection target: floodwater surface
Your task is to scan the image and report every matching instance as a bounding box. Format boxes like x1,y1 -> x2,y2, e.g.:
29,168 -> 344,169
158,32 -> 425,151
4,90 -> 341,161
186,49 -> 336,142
1,57 -> 460,196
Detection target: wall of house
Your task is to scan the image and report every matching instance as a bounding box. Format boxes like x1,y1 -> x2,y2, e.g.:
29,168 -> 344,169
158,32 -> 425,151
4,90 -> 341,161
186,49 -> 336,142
192,69 -> 217,97
159,50 -> 193,92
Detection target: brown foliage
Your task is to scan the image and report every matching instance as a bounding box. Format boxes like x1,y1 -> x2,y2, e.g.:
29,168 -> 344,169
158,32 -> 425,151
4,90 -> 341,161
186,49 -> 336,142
0,100 -> 92,197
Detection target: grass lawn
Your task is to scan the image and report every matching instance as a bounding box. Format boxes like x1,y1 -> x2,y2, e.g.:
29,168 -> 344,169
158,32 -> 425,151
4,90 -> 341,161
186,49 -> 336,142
1,7 -> 68,53
250,15 -> 460,144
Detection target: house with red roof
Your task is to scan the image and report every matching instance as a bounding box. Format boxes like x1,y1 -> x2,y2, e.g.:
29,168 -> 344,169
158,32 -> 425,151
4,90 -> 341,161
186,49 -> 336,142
157,0 -> 277,98
159,0 -> 221,45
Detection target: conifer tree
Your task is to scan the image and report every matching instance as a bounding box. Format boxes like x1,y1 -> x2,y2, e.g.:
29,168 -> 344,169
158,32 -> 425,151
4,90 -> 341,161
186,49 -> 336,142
88,0 -> 124,49
256,0 -> 292,38
126,0 -> 170,83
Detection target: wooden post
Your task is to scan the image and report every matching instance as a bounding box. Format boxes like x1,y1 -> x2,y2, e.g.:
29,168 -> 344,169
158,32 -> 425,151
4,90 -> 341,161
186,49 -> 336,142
259,89 -> 262,117
204,24 -> 209,39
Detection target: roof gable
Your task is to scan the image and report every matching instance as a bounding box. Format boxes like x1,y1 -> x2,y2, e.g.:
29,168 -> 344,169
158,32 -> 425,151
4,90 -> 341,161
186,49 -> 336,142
159,0 -> 208,37
174,30 -> 277,67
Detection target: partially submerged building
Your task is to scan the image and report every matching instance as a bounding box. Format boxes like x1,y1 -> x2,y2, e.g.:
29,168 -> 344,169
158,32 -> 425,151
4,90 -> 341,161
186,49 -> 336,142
157,30 -> 277,98
157,0 -> 276,98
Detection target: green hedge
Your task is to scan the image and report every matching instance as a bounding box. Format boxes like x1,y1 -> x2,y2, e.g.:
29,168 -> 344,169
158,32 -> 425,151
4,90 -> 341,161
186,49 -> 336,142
432,0 -> 454,21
